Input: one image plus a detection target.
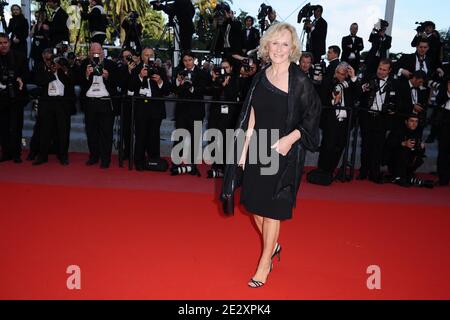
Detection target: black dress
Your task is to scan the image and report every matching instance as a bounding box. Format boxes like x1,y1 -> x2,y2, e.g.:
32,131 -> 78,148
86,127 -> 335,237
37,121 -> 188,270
240,72 -> 292,220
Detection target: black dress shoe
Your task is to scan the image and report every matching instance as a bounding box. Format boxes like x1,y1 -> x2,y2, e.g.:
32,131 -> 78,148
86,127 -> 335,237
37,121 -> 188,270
32,158 -> 48,166
86,158 -> 99,166
13,157 -> 22,164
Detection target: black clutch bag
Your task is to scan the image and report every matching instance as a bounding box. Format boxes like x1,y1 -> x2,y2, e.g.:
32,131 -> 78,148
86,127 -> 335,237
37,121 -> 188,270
221,164 -> 244,216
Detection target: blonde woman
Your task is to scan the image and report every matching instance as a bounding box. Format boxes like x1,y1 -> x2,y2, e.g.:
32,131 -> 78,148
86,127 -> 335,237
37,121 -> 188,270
222,23 -> 321,288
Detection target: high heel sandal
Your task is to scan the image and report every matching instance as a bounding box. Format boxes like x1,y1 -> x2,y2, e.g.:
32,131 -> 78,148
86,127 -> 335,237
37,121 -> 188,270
271,243 -> 282,262
248,263 -> 273,288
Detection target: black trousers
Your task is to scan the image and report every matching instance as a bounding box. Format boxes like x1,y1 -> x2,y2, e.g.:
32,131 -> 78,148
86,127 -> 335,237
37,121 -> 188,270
207,104 -> 240,169
84,99 -> 114,165
121,99 -> 132,159
359,112 -> 387,179
437,111 -> 450,185
389,147 -> 424,179
38,98 -> 71,160
134,102 -> 163,165
174,113 -> 203,165
318,115 -> 349,174
0,99 -> 24,159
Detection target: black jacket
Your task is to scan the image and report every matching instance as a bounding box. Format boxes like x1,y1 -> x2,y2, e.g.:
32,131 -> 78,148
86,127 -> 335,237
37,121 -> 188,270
128,62 -> 171,118
1,15 -> 29,52
79,58 -> 118,104
241,27 -> 260,54
306,17 -> 328,58
367,32 -> 392,60
396,79 -> 428,116
0,50 -> 29,99
48,7 -> 70,47
411,33 -> 442,64
222,63 -> 322,206
395,53 -> 438,79
341,35 -> 364,64
87,6 -> 108,34
33,62 -> 75,98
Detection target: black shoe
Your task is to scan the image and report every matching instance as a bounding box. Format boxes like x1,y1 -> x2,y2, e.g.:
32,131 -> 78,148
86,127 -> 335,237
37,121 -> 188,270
100,162 -> 110,169
26,152 -> 37,161
32,158 -> 48,166
135,164 -> 145,171
357,172 -> 368,181
13,157 -> 22,164
86,158 -> 99,166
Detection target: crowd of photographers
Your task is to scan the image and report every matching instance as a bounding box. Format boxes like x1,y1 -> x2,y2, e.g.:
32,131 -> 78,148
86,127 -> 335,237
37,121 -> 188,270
0,1 -> 449,188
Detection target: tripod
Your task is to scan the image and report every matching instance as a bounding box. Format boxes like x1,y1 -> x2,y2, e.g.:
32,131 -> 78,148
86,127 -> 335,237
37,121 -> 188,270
155,14 -> 181,69
73,17 -> 90,55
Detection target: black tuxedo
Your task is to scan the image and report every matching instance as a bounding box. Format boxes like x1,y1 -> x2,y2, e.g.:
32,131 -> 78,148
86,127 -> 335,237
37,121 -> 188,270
341,34 -> 364,72
306,17 -> 328,63
411,33 -> 443,65
323,59 -> 340,84
395,53 -> 437,79
396,79 -> 428,133
128,63 -> 171,164
365,32 -> 392,77
241,27 -> 260,54
48,7 -> 70,47
33,63 -> 75,161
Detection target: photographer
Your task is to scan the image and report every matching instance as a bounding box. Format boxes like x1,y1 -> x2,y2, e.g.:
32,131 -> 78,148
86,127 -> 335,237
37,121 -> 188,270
341,23 -> 364,74
396,38 -> 444,80
128,47 -> 170,171
0,32 -> 28,163
85,0 -> 108,45
411,21 -> 442,65
46,0 -> 70,48
396,70 -> 428,131
315,62 -> 359,180
358,59 -> 397,183
304,5 -> 328,64
323,45 -> 341,84
117,48 -> 139,161
436,78 -> 450,186
1,4 -> 29,57
32,48 -> 75,166
299,52 -> 323,93
121,11 -> 143,54
385,115 -> 432,188
79,42 -> 118,169
238,56 -> 258,101
171,51 -> 209,176
207,59 -> 241,178
365,20 -> 392,78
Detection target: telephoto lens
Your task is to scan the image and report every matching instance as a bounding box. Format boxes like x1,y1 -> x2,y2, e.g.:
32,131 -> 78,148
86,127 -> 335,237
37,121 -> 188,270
170,164 -> 200,177
207,168 -> 224,179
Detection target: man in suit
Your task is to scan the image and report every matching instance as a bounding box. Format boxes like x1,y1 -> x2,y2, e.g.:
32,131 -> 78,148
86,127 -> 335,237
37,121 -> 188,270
128,47 -> 171,171
365,22 -> 392,79
396,38 -> 444,81
0,33 -> 28,163
358,59 -> 397,183
46,0 -> 70,48
305,5 -> 328,64
79,42 -> 118,169
341,23 -> 364,74
241,16 -> 260,56
317,62 -> 359,178
32,49 -> 75,166
411,21 -> 443,65
396,70 -> 428,133
323,45 -> 341,84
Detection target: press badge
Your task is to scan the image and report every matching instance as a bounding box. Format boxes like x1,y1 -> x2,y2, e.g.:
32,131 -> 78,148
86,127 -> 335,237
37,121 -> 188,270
221,105 -> 229,114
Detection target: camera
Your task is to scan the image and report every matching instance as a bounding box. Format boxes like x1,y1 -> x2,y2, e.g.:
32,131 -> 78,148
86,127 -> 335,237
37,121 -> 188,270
213,66 -> 231,83
91,53 -> 104,76
241,58 -> 254,72
313,61 -> 325,84
333,81 -> 350,95
257,3 -> 273,21
125,54 -> 134,64
1,68 -> 17,99
373,19 -> 389,32
207,168 -> 224,179
214,2 -> 231,19
297,3 -> 319,24
144,58 -> 160,78
150,0 -> 175,17
178,69 -> 194,90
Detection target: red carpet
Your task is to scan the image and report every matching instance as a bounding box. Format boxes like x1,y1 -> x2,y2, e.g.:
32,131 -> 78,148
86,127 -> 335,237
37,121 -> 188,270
1,153 -> 449,299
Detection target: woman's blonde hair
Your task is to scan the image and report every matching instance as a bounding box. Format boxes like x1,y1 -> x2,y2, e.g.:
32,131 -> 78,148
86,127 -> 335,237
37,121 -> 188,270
258,23 -> 302,63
